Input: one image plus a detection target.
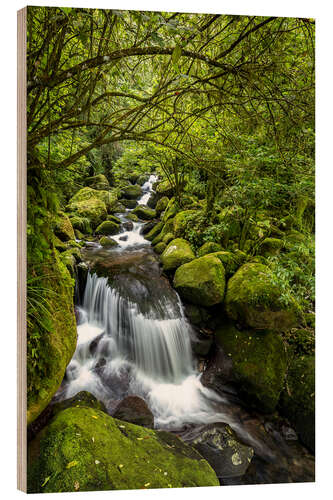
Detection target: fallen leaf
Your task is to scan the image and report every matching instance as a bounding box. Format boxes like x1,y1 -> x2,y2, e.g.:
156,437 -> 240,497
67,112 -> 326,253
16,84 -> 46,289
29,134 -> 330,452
144,482 -> 151,487
137,437 -> 143,441
41,476 -> 50,487
74,481 -> 80,491
66,460 -> 78,469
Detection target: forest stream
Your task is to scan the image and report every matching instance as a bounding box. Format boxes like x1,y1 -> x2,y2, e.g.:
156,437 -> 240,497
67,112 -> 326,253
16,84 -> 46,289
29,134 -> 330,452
51,176 -> 314,485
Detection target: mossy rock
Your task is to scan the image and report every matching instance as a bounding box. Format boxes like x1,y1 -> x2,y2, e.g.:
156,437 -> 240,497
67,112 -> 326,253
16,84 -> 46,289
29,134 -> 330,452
145,221 -> 164,241
128,172 -> 140,184
95,220 -> 120,236
215,323 -> 287,413
225,263 -> 298,331
162,197 -> 178,222
132,206 -> 156,220
67,197 -> 107,229
106,215 -> 121,224
258,238 -> 284,257
52,391 -> 108,417
122,184 -> 142,200
173,210 -> 198,238
60,248 -> 82,277
162,232 -> 175,245
197,242 -> 223,257
155,179 -> 174,197
74,229 -> 84,240
99,236 -> 118,248
161,238 -> 195,272
111,201 -> 126,213
174,255 -> 226,307
27,250 -> 77,425
85,174 -> 109,190
120,199 -> 138,209
279,355 -> 315,452
284,328 -> 315,356
137,174 -> 150,185
154,242 -> 166,254
27,407 -> 219,493
208,250 -> 246,278
151,218 -> 175,246
155,196 -> 169,214
68,187 -> 118,213
69,215 -> 92,235
54,212 -> 75,242
126,213 -> 139,222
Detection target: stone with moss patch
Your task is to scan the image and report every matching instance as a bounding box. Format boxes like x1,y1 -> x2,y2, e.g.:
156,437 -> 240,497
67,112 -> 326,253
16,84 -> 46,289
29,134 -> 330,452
258,238 -> 284,257
69,215 -> 92,235
161,238 -> 195,272
132,206 -> 156,220
207,251 -> 246,278
126,213 -> 139,222
162,197 -> 178,222
225,263 -> 298,330
107,215 -> 121,224
145,221 -> 164,241
154,242 -> 167,254
122,184 -> 142,200
151,218 -> 175,245
137,174 -> 150,185
162,232 -> 175,245
27,407 -> 219,493
99,236 -> 118,248
96,220 -> 120,236
85,174 -> 110,190
54,212 -> 75,242
155,196 -> 169,214
279,355 -> 315,452
173,210 -> 198,238
174,255 -> 226,307
215,323 -> 287,413
68,187 -> 118,214
197,242 -> 223,257
156,179 -> 174,198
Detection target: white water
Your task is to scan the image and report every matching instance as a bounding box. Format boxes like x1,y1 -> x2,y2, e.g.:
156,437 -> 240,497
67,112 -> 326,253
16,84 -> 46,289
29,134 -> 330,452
62,174 -> 239,430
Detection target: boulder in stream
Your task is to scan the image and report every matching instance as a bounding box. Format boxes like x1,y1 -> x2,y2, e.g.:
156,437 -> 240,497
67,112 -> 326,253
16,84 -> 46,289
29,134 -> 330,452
27,406 -> 219,492
161,238 -> 195,272
96,220 -> 120,236
132,205 -> 156,220
113,396 -> 154,428
122,184 -> 142,200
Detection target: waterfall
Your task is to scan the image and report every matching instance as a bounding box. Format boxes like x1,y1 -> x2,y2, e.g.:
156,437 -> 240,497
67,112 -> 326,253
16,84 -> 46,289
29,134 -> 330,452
82,272 -> 194,382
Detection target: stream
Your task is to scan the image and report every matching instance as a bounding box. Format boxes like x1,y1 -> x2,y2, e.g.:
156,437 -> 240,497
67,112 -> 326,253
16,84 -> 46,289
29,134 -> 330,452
55,175 -> 314,485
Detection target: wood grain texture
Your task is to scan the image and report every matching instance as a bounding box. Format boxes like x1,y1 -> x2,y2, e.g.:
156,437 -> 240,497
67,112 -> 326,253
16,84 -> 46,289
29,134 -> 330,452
17,6 -> 27,493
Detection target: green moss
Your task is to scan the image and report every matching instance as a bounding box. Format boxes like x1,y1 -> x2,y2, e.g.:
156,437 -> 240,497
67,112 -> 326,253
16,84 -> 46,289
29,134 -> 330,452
225,263 -> 298,330
85,174 -> 110,190
126,213 -> 139,222
156,179 -> 174,197
207,251 -> 245,278
137,174 -> 150,185
154,242 -> 166,254
279,355 -> 315,451
162,197 -> 178,222
174,255 -> 225,307
54,212 -> 75,242
173,210 -> 198,238
161,238 -> 195,272
28,407 -> 219,493
197,242 -> 223,257
258,237 -> 284,257
107,215 -> 121,224
67,197 -> 107,229
122,184 -> 142,200
95,220 -> 120,236
68,187 -> 118,212
27,250 -> 77,425
162,232 -> 175,245
132,206 -> 156,220
69,215 -> 92,234
145,221 -> 164,241
155,196 -> 169,214
151,218 -> 175,245
99,236 -> 118,247
216,323 -> 287,413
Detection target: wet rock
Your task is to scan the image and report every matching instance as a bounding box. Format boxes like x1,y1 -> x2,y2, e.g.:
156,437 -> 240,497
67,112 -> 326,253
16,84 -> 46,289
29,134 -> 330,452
99,236 -> 118,247
113,396 -> 154,428
122,184 -> 142,200
190,328 -> 213,356
120,199 -> 138,209
119,235 -> 128,241
180,423 -> 254,479
122,221 -> 134,231
141,221 -> 157,235
95,220 -> 120,236
132,205 -> 156,220
76,262 -> 89,301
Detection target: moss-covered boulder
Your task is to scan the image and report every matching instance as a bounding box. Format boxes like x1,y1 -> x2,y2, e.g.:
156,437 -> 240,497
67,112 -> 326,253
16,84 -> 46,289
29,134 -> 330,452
173,210 -> 198,238
95,220 -> 120,236
137,174 -> 150,185
132,206 -> 156,220
28,407 -> 219,493
207,250 -> 246,279
67,197 -> 107,228
85,174 -> 110,190
156,179 -> 174,198
197,242 -> 223,257
69,215 -> 92,235
128,172 -> 140,184
145,221 -> 164,241
225,263 -> 298,330
122,184 -> 142,200
106,214 -> 121,224
162,197 -> 178,222
113,396 -> 154,428
60,247 -> 82,276
155,196 -> 169,214
258,237 -> 284,257
215,323 -> 287,413
162,232 -> 175,245
279,355 -> 315,452
120,199 -> 138,209
27,250 -> 77,425
151,219 -> 175,246
54,212 -> 75,242
161,238 -> 195,272
174,255 -> 226,307
154,242 -> 166,254
68,187 -> 118,215
99,236 -> 118,248
126,213 -> 139,222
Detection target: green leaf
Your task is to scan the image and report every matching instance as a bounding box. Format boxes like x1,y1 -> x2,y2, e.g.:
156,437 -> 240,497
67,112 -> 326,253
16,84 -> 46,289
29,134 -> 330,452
41,476 -> 50,487
172,45 -> 182,66
66,460 -> 78,469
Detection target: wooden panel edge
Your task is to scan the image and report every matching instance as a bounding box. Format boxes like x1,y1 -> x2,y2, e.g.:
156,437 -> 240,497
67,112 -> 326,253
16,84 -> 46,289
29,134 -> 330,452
17,6 -> 27,493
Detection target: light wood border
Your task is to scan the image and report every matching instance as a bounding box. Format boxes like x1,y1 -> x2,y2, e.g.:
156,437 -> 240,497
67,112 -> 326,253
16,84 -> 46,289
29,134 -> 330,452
17,6 -> 27,493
